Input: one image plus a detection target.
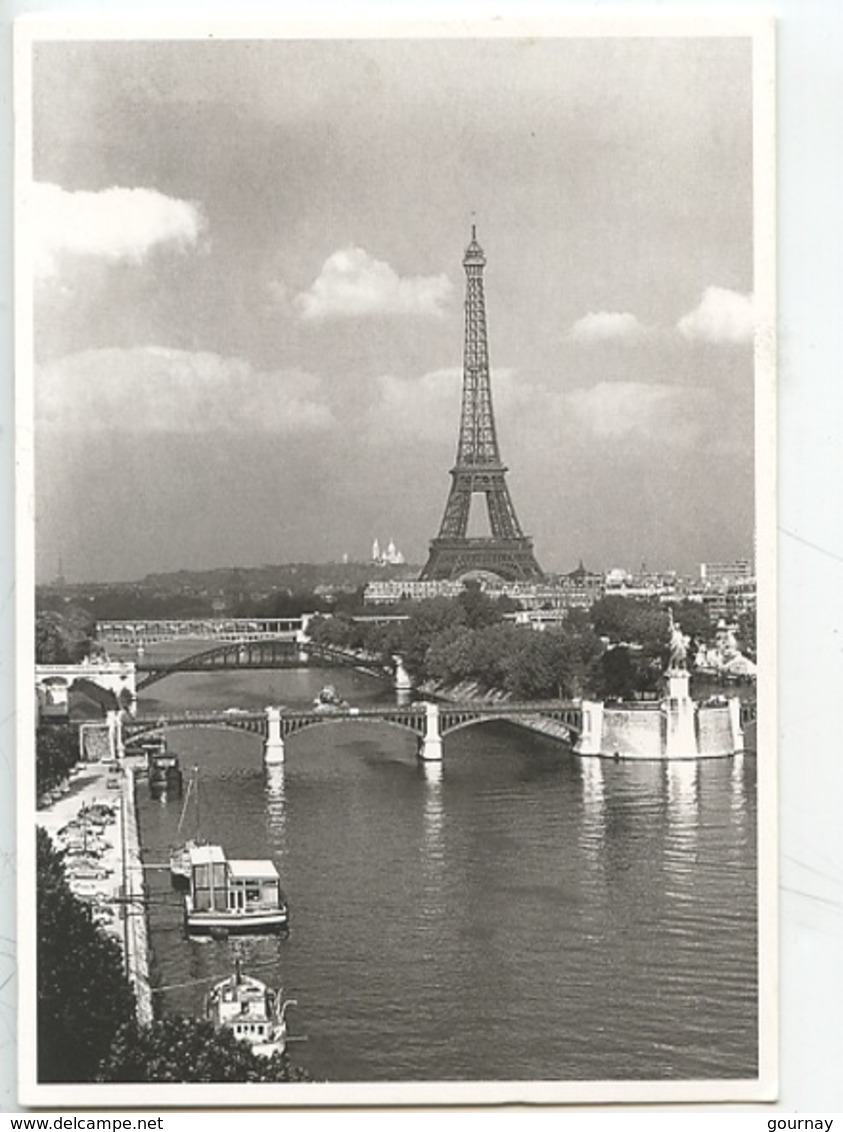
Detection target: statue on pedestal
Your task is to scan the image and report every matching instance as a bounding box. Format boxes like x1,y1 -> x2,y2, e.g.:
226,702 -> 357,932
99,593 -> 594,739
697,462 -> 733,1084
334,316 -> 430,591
668,610 -> 689,672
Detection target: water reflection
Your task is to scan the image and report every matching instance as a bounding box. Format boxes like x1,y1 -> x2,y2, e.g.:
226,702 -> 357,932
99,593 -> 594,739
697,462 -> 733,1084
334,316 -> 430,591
578,755 -> 606,856
421,759 -> 443,787
420,760 -> 444,862
729,753 -> 748,842
264,764 -> 288,854
418,760 -> 446,954
665,761 -> 699,879
731,753 -> 746,811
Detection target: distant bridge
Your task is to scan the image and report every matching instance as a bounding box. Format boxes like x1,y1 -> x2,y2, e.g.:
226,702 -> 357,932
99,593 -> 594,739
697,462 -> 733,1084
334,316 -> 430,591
121,700 -> 584,764
96,617 -> 308,645
97,610 -> 564,647
96,614 -> 408,646
134,638 -> 389,690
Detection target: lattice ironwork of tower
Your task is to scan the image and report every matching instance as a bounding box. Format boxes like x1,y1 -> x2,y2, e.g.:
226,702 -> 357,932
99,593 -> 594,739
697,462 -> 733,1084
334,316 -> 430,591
420,228 -> 543,582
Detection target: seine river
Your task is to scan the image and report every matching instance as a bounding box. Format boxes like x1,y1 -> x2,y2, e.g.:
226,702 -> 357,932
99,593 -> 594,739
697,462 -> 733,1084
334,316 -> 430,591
134,665 -> 757,1083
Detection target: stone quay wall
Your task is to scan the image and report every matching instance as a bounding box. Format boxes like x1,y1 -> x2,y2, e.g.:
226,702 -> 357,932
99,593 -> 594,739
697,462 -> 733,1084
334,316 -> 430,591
122,766 -> 153,1024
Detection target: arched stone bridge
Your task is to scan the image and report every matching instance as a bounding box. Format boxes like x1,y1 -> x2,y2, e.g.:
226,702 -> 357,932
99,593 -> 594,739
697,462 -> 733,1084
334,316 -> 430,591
121,700 -> 584,764
135,638 -> 388,690
121,698 -> 756,764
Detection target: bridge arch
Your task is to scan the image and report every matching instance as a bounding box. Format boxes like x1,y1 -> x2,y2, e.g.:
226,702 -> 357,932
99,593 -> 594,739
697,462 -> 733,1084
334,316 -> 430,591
278,714 -> 424,742
135,637 -> 390,691
122,717 -> 267,747
440,713 -> 580,744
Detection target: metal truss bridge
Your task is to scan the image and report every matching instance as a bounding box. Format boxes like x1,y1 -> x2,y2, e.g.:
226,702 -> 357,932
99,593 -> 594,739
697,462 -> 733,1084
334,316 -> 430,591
135,638 -> 388,690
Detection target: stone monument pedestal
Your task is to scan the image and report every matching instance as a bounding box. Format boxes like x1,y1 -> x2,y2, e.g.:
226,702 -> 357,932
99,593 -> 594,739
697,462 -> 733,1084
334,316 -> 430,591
662,669 -> 698,760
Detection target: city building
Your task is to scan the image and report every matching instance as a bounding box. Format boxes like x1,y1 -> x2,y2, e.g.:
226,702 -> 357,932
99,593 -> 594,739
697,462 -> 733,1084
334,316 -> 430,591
700,559 -> 752,584
603,567 -> 678,600
363,578 -> 466,605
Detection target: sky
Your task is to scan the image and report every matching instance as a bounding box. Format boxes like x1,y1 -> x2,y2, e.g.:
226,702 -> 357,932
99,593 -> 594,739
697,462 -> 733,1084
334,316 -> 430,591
28,34 -> 757,582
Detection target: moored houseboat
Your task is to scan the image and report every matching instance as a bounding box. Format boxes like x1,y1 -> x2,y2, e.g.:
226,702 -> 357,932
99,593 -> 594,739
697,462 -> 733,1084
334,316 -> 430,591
184,844 -> 289,936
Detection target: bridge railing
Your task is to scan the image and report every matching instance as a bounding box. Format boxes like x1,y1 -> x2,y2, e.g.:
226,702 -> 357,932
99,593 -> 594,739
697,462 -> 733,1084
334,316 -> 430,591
127,700 -> 581,726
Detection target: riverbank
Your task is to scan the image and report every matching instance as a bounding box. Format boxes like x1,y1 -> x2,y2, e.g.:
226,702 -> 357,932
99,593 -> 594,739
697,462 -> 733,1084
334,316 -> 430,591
36,758 -> 153,1022
418,677 -> 512,704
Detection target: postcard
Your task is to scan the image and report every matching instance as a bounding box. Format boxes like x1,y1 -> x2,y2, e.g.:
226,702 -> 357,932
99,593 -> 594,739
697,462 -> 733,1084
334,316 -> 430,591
15,13 -> 776,1107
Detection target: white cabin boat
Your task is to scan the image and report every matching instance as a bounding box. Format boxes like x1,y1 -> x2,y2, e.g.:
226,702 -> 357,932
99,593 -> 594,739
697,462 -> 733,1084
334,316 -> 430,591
206,959 -> 296,1058
184,844 -> 289,936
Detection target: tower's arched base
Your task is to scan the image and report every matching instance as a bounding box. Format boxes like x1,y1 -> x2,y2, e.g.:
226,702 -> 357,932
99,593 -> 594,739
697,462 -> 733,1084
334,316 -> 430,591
420,536 -> 543,582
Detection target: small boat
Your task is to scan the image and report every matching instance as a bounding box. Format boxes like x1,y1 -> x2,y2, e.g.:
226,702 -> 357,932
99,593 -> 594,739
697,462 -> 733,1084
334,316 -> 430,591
206,959 -> 296,1058
183,844 -> 289,936
313,684 -> 348,712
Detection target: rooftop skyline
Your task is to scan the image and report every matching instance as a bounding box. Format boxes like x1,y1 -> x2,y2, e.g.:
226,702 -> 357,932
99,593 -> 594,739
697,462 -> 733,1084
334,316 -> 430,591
29,34 -> 756,583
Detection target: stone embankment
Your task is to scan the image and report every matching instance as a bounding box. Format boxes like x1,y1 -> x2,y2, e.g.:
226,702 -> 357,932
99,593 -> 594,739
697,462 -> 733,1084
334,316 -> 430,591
122,765 -> 153,1023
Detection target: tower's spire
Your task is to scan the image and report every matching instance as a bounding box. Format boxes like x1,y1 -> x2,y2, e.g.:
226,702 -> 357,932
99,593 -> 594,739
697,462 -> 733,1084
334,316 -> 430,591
420,230 -> 543,583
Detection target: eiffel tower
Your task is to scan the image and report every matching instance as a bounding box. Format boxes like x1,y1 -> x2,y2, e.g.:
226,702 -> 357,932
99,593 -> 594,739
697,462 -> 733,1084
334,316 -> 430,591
421,227 -> 543,582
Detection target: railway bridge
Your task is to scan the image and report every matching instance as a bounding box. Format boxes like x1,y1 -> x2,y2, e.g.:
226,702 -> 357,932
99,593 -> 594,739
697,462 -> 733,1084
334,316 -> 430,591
134,638 -> 389,690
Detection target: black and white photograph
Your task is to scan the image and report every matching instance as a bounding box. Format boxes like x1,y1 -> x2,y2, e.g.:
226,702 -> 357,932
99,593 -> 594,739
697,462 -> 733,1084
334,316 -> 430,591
15,16 -> 776,1107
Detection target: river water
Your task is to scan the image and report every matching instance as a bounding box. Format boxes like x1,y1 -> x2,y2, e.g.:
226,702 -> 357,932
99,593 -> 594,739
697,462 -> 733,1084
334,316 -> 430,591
134,664 -> 757,1083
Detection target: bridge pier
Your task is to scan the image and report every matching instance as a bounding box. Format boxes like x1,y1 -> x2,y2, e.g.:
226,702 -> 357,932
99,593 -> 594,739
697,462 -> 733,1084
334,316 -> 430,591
575,701 -> 605,757
264,706 -> 286,766
418,701 -> 443,762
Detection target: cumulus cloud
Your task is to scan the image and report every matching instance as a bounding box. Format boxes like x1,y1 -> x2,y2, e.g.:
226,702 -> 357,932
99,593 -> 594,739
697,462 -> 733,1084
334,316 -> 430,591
677,286 -> 754,344
31,182 -> 205,280
36,347 -> 333,434
567,311 -> 650,343
368,367 -> 530,441
566,381 -> 708,444
293,246 -> 453,320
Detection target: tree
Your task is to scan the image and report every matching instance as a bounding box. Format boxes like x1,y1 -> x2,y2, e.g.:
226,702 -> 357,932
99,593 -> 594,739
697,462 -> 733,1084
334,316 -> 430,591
737,607 -> 756,660
360,620 -> 407,669
671,599 -> 712,645
590,596 -> 668,651
36,723 -> 77,798
502,631 -> 563,699
98,1016 -> 313,1083
37,829 -> 136,1082
401,597 -> 468,677
424,625 -> 477,685
35,606 -> 97,664
455,582 -> 506,630
592,645 -> 642,700
554,623 -> 605,698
